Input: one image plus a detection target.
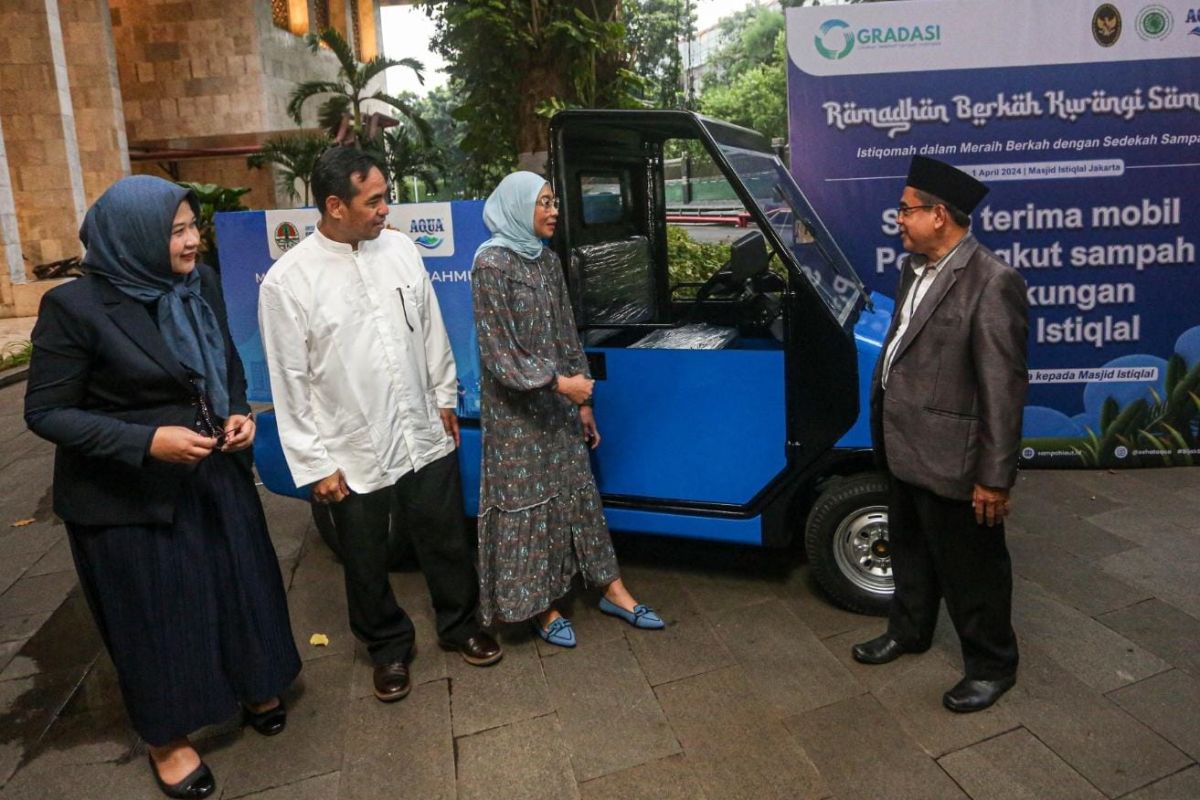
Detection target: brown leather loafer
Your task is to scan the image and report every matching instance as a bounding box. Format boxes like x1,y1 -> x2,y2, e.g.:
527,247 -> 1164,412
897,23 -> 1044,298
373,660 -> 412,702
439,632 -> 503,667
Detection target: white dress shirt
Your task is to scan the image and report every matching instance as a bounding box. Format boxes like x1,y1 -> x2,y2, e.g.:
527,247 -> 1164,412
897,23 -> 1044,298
881,238 -> 965,389
258,228 -> 457,493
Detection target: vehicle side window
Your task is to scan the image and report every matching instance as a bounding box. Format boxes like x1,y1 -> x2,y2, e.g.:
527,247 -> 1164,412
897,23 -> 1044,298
580,174 -> 626,226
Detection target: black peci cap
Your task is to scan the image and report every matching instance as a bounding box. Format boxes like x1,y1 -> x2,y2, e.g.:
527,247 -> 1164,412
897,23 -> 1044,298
905,156 -> 989,214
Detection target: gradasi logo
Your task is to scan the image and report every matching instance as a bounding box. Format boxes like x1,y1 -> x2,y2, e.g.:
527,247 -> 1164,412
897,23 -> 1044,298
1092,3 -> 1122,46
410,218 -> 445,249
815,18 -> 942,59
1136,4 -> 1174,39
273,221 -> 300,253
814,19 -> 854,60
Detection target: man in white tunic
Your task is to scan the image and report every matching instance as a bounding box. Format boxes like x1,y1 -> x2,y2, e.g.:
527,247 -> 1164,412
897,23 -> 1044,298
259,148 -> 501,703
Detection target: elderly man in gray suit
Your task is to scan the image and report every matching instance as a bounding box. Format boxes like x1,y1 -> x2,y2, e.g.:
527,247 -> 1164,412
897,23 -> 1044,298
852,156 -> 1029,713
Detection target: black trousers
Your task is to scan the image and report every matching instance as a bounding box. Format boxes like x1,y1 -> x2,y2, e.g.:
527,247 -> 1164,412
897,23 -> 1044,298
885,474 -> 1019,681
328,451 -> 480,666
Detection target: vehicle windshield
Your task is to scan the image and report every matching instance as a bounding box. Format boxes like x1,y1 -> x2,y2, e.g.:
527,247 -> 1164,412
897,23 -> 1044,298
707,134 -> 864,327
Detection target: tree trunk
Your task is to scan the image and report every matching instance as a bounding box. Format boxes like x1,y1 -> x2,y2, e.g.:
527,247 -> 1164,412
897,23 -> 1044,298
514,0 -> 623,167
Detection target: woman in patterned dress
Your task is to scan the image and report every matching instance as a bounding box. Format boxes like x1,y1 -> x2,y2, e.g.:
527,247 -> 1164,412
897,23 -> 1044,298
471,171 -> 663,647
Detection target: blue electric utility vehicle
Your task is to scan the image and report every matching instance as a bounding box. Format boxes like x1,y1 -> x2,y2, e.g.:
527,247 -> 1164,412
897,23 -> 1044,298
251,110 -> 897,614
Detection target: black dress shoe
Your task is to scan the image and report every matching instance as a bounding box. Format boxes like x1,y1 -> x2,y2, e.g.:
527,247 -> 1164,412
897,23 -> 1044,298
148,755 -> 216,799
373,660 -> 412,702
243,697 -> 287,736
851,634 -> 908,665
439,632 -> 503,666
942,675 -> 1016,713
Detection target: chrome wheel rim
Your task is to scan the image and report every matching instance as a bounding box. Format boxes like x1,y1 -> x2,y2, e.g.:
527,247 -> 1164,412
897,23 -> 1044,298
832,505 -> 893,595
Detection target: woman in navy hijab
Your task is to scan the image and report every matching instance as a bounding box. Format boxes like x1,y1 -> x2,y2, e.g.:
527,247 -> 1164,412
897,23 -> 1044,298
24,176 -> 300,799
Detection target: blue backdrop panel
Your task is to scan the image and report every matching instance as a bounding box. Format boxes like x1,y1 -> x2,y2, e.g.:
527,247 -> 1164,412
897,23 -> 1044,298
787,1 -> 1200,468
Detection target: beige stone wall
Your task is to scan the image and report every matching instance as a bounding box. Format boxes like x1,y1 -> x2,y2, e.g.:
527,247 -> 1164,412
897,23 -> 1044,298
0,0 -> 88,275
257,1 -> 344,132
110,0 -> 268,141
61,0 -> 130,205
111,0 -> 351,143
132,156 -> 279,212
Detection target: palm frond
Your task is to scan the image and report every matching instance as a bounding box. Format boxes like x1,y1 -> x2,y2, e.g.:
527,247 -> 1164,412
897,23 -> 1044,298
287,80 -> 347,125
360,55 -> 425,88
308,28 -> 358,78
369,92 -> 433,143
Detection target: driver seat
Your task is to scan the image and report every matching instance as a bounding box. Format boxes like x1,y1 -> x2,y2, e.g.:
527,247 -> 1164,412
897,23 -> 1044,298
570,236 -> 657,345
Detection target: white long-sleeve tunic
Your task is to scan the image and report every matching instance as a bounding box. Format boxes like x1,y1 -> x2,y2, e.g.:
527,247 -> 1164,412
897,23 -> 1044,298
258,228 -> 457,493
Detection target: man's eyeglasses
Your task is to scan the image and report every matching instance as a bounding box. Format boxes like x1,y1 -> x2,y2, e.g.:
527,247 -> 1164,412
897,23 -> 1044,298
896,204 -> 939,218
536,196 -> 560,210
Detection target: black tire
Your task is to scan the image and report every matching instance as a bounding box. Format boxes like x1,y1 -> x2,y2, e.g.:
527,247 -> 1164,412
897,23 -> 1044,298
804,472 -> 892,616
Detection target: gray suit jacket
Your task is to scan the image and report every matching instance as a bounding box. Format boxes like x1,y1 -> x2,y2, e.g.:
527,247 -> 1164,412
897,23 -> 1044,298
870,234 -> 1029,501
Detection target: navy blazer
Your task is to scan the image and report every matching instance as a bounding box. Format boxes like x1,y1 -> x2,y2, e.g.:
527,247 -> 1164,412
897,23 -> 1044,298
24,264 -> 252,526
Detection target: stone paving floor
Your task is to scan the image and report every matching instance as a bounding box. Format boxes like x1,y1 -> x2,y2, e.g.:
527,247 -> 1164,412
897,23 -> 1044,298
0,377 -> 1198,799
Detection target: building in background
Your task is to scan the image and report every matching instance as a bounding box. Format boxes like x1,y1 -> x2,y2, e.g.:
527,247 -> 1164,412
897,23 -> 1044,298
0,0 -> 389,318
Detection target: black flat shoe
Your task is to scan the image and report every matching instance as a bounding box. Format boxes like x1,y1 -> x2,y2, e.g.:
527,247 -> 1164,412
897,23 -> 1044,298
243,697 -> 287,736
942,675 -> 1016,713
148,754 -> 216,799
851,634 -> 909,665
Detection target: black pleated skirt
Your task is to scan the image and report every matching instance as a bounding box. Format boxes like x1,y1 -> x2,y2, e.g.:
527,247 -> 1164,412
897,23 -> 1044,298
67,452 -> 301,746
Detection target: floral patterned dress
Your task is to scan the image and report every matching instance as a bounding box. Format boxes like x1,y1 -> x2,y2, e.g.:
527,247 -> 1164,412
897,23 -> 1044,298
472,245 -> 620,624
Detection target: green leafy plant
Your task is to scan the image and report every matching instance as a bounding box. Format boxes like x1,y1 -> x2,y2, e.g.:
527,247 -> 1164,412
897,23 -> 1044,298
381,125 -> 443,202
666,225 -> 731,296
247,133 -> 332,206
0,340 -> 32,371
425,0 -> 644,192
288,27 -> 430,153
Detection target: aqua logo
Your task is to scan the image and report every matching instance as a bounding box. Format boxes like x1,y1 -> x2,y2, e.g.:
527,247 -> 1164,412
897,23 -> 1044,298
273,221 -> 300,253
1092,3 -> 1122,46
1136,4 -> 1174,38
814,19 -> 854,60
410,218 -> 445,234
413,234 -> 443,249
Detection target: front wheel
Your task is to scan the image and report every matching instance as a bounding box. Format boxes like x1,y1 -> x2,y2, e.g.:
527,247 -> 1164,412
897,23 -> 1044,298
804,472 -> 892,616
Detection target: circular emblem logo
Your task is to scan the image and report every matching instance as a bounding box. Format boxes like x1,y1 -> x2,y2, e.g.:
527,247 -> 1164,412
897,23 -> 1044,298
1021,447 -> 1036,460
1114,445 -> 1129,459
815,19 -> 855,60
1092,3 -> 1122,46
1135,5 -> 1173,39
274,221 -> 300,253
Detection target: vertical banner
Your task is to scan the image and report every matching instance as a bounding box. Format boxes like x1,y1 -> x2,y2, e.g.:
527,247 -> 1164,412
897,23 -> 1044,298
215,200 -> 488,417
787,0 -> 1200,467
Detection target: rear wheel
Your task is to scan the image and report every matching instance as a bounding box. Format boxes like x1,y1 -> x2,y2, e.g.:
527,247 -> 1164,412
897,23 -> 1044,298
804,472 -> 892,616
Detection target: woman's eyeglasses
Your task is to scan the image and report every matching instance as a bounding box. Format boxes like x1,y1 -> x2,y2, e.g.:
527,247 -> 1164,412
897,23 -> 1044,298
536,196 -> 560,210
188,375 -> 226,446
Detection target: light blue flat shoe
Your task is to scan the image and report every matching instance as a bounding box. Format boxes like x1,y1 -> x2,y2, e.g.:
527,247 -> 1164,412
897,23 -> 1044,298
532,617 -> 576,648
599,597 -> 665,630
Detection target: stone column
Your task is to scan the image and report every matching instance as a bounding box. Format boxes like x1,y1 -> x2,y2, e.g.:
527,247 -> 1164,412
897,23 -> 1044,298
61,0 -> 130,205
0,116 -> 20,310
0,0 -> 88,276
